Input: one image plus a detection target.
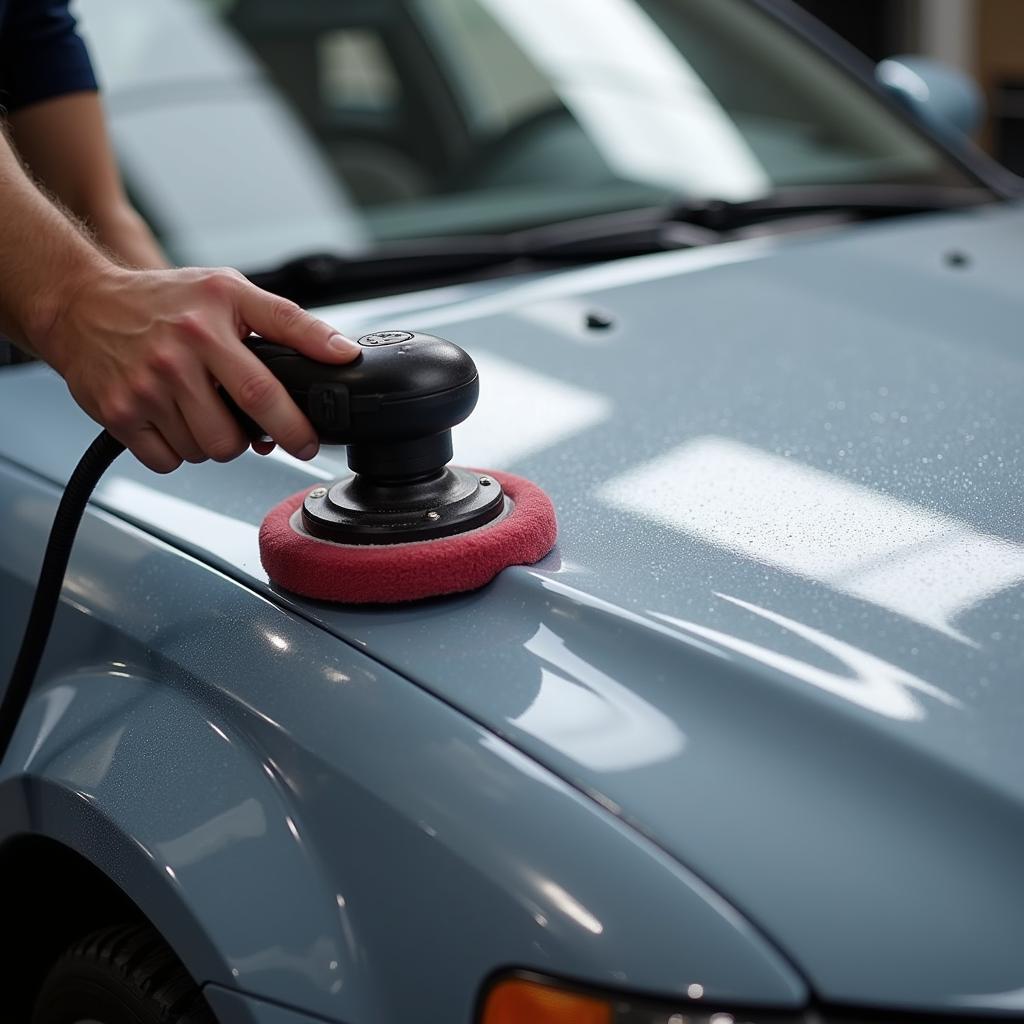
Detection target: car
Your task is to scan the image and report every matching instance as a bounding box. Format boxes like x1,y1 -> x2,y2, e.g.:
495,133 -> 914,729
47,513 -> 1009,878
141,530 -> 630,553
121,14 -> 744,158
2,0 -> 1024,1022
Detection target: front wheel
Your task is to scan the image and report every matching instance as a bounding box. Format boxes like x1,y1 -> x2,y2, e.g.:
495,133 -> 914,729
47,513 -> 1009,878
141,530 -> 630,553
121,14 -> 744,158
33,923 -> 215,1024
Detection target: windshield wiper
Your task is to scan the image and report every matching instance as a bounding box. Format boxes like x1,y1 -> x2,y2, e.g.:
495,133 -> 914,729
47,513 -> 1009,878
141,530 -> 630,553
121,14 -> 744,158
249,183 -> 992,304
247,209 -> 719,303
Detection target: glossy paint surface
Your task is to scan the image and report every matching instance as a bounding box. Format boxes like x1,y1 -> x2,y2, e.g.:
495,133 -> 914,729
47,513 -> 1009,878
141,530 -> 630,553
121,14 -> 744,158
2,201 -> 1024,1015
204,986 -> 342,1024
0,466 -> 804,1022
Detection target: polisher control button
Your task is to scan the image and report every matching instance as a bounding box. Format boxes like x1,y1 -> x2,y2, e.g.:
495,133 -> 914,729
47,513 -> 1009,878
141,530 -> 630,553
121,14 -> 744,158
308,383 -> 350,431
359,331 -> 415,347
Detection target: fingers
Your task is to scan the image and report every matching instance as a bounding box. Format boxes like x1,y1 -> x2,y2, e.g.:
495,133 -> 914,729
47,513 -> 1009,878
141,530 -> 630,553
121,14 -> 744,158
126,424 -> 183,474
154,404 -> 206,464
85,386 -> 188,473
205,342 -> 320,461
233,280 -> 361,364
175,371 -> 253,463
116,405 -> 206,472
60,265 -> 356,472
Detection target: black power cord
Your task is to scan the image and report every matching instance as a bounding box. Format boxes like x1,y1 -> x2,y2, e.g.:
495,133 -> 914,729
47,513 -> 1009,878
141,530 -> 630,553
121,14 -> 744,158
0,429 -> 125,764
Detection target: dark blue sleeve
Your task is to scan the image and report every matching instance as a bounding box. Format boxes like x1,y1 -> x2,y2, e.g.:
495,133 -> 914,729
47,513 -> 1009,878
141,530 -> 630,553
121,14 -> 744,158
0,0 -> 97,112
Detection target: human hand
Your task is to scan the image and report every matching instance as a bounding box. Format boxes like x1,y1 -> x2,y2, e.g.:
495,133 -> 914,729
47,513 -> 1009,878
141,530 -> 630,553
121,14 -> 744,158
39,264 -> 360,473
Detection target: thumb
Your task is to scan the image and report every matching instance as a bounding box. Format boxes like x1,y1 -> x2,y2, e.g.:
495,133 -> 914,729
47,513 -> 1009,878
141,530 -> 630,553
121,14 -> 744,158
235,282 -> 361,363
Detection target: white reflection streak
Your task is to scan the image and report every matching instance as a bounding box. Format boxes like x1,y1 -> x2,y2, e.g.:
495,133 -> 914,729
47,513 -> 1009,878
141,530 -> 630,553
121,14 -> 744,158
877,60 -> 931,103
208,722 -> 231,744
453,352 -> 611,468
537,879 -> 604,935
22,685 -> 77,768
517,624 -> 684,770
265,632 -> 289,652
101,478 -> 260,567
599,436 -> 1024,644
953,987 -> 1024,1011
654,595 -> 960,721
480,0 -> 768,198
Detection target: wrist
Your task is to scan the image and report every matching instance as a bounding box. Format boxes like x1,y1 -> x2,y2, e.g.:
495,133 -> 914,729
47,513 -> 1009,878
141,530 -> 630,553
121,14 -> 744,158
26,250 -> 119,374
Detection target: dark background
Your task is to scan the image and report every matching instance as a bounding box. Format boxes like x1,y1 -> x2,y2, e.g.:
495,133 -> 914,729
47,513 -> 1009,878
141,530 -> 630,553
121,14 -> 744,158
793,0 -> 1024,175
796,0 -> 915,60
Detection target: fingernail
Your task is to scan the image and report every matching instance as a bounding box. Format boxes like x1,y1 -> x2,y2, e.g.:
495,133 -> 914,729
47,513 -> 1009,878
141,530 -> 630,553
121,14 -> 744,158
328,333 -> 359,355
298,442 -> 319,461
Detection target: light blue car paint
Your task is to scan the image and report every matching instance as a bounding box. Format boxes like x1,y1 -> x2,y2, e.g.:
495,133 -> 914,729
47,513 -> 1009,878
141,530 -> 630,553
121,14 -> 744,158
203,988 -> 338,1024
0,467 -> 805,1021
2,202 -> 1024,1019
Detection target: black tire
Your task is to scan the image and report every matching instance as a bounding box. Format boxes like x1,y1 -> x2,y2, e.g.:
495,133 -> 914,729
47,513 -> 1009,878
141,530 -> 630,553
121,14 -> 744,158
32,923 -> 216,1024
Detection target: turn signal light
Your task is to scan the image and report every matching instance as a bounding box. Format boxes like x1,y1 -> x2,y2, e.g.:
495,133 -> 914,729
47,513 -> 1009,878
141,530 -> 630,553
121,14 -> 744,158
479,972 -> 812,1024
481,976 -> 613,1024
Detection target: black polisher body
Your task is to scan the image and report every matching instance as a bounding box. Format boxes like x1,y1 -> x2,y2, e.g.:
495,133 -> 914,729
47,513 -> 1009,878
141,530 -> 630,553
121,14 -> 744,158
230,331 -> 505,544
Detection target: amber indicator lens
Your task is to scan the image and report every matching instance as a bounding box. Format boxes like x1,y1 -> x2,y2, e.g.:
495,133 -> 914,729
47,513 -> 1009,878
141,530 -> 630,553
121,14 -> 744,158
482,977 -> 613,1024
479,974 -> 809,1024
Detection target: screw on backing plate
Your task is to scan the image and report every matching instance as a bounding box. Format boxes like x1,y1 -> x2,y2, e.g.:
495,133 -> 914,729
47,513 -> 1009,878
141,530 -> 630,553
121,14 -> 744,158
479,477 -> 492,486
309,487 -> 328,499
426,511 -> 441,521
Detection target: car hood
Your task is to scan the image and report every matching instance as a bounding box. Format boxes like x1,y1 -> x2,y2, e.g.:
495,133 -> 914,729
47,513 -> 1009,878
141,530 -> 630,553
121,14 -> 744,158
4,203 -> 1024,1013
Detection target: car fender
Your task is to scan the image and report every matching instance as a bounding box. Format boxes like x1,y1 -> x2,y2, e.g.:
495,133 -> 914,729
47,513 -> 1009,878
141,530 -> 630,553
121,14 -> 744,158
0,462 -> 807,1022
0,667 -> 383,1023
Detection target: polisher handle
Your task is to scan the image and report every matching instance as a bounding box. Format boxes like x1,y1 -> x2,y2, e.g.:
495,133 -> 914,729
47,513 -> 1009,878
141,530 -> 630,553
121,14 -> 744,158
224,331 -> 479,445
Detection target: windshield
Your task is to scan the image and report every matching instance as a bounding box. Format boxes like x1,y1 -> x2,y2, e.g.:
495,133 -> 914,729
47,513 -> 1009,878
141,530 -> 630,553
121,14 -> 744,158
76,0 -> 980,269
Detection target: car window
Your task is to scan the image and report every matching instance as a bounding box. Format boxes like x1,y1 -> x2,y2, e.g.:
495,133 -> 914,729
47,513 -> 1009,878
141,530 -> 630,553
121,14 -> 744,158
640,0 -> 960,187
77,0 -> 981,270
318,28 -> 401,115
412,0 -> 558,135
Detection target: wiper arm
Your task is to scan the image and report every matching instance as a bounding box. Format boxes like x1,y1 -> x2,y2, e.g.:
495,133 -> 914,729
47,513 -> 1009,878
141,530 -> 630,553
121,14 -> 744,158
249,239 -> 520,301
247,209 -> 719,303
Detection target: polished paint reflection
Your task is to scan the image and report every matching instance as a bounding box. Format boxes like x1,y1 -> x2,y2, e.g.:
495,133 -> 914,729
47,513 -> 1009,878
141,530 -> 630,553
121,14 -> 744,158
654,593 -> 960,721
101,478 -> 260,567
516,623 -> 684,769
599,435 -> 1024,644
156,798 -> 268,868
536,878 -> 605,935
453,351 -> 612,468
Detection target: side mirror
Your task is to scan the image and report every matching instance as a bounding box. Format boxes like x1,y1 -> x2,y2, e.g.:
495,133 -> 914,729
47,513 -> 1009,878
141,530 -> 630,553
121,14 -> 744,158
876,55 -> 985,138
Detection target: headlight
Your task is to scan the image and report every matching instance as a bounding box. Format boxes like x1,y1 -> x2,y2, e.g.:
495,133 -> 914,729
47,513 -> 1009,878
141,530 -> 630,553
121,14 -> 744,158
478,972 -> 807,1024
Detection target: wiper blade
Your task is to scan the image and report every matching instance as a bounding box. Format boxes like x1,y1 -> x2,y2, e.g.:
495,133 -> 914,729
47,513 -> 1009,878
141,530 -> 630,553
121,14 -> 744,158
671,183 -> 993,231
247,209 -> 719,303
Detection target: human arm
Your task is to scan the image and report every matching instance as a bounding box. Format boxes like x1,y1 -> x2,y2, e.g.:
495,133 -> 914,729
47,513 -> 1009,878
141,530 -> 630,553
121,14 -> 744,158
7,91 -> 167,269
0,129 -> 360,473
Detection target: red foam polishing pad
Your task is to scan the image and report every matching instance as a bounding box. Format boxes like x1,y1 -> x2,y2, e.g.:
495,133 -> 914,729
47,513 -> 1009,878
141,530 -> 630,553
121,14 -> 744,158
259,469 -> 557,603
